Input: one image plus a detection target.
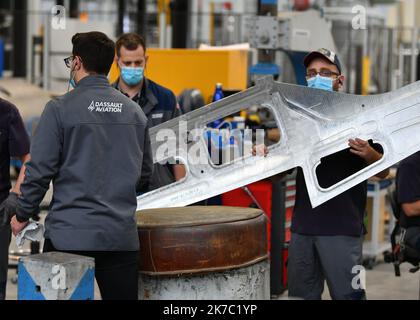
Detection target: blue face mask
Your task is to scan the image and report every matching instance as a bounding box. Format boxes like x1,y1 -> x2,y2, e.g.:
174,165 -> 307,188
121,67 -> 144,86
307,74 -> 334,91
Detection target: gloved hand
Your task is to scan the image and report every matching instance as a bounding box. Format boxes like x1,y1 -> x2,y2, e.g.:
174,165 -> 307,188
0,192 -> 19,226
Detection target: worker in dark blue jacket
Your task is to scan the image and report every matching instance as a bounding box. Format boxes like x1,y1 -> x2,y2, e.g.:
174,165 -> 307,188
0,99 -> 30,300
397,151 -> 420,251
113,33 -> 185,191
10,32 -> 153,300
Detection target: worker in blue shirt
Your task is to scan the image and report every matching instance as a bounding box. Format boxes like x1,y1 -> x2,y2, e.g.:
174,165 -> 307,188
0,99 -> 30,300
396,151 -> 420,251
259,49 -> 390,300
113,33 -> 186,191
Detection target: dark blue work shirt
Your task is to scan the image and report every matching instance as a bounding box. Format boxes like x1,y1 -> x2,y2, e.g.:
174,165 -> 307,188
113,77 -> 181,127
292,141 -> 382,237
0,99 -> 30,202
397,151 -> 420,228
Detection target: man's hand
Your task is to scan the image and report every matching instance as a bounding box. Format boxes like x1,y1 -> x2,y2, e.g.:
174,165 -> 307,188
252,144 -> 269,157
0,192 -> 19,226
349,138 -> 390,178
251,144 -> 288,181
348,138 -> 382,164
173,164 -> 186,181
10,215 -> 29,236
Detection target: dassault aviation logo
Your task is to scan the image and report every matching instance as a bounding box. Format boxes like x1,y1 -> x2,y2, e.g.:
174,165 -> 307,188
88,101 -> 123,113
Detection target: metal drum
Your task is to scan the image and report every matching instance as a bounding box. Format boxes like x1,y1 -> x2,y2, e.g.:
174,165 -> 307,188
137,206 -> 269,300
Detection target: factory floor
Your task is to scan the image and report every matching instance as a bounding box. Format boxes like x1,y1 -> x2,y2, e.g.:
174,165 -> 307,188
280,258 -> 420,300
5,257 -> 419,300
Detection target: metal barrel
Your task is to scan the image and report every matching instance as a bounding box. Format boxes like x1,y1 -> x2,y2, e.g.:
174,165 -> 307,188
137,206 -> 269,300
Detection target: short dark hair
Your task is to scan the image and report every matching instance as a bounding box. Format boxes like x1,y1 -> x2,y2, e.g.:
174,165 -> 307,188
116,33 -> 146,57
72,31 -> 115,75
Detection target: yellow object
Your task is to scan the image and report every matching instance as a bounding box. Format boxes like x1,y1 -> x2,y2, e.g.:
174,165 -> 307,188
248,114 -> 261,124
157,0 -> 172,26
362,56 -> 370,96
240,110 -> 248,119
109,49 -> 249,103
79,12 -> 89,22
109,60 -> 120,85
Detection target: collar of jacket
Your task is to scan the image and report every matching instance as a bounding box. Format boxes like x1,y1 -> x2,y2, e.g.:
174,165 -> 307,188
77,74 -> 110,87
113,77 -> 159,116
142,78 -> 159,116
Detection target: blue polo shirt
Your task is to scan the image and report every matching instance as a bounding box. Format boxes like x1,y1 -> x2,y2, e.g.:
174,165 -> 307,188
114,78 -> 181,127
397,151 -> 420,228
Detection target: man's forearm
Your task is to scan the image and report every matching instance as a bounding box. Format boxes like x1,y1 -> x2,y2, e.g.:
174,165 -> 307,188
16,179 -> 43,223
11,154 -> 31,195
16,161 -> 52,222
366,150 -> 389,179
15,100 -> 61,222
173,164 -> 186,181
365,149 -> 383,166
402,201 -> 420,217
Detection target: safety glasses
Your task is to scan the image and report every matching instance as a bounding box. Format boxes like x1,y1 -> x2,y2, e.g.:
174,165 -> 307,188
64,56 -> 74,68
306,68 -> 340,79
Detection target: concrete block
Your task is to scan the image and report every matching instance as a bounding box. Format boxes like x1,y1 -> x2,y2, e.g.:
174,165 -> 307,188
18,252 -> 94,300
139,260 -> 270,300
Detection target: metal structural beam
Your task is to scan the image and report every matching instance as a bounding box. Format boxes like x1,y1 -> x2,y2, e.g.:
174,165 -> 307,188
12,0 -> 27,77
69,0 -> 79,18
117,0 -> 125,36
137,78 -> 420,210
137,0 -> 146,37
170,0 -> 189,48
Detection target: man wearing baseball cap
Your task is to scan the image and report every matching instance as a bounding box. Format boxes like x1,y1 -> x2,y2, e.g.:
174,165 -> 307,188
286,49 -> 389,299
303,48 -> 344,91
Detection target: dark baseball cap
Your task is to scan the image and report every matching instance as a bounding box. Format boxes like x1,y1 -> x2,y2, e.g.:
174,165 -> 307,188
303,48 -> 342,74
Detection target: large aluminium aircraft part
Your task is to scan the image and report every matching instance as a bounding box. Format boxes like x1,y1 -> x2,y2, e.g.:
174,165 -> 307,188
137,77 -> 420,210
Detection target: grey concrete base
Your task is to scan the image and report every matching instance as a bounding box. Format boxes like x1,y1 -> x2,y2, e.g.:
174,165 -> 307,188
18,252 -> 95,300
139,260 -> 270,300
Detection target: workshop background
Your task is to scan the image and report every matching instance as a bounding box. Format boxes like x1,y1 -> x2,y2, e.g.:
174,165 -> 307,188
1,0 -> 420,300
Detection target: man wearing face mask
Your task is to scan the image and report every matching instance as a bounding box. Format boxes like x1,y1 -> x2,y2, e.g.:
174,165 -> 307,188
10,32 -> 153,300
113,33 -> 185,191
263,48 -> 389,300
290,49 -> 391,300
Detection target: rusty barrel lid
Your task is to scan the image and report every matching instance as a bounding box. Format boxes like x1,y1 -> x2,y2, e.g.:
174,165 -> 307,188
137,206 -> 268,275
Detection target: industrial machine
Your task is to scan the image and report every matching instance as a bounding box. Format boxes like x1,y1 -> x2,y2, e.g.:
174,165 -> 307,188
248,9 -> 337,85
